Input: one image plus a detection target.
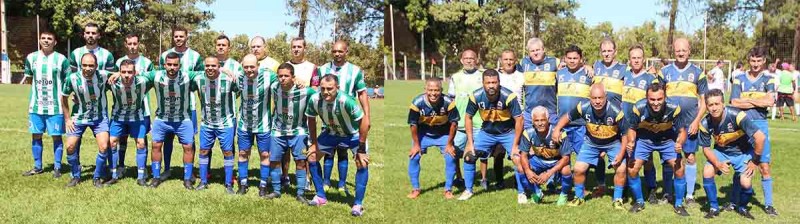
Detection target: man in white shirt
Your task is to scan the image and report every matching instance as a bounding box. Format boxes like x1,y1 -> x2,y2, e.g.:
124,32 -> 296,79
707,60 -> 726,91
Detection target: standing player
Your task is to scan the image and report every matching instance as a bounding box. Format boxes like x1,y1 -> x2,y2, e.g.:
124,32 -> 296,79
496,50 -> 524,190
265,63 -> 316,203
193,57 -> 239,192
305,74 -> 371,217
407,78 -> 460,199
459,70 -> 523,201
68,23 -> 115,72
107,59 -> 152,186
60,53 -> 111,188
699,89 -> 766,219
624,82 -> 687,214
447,49 -> 483,190
552,45 -> 590,197
729,47 -> 778,216
111,33 -> 155,182
552,84 -> 627,208
317,40 -> 371,194
249,36 -> 280,73
282,37 -> 320,190
158,26 -> 204,180
236,54 -> 277,196
22,31 -> 69,178
662,38 -> 707,207
516,106 -> 573,205
520,38 -> 559,125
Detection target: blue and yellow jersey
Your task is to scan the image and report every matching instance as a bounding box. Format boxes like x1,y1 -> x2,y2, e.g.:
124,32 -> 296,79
627,99 -> 682,144
622,69 -> 660,113
465,87 -> 522,135
557,67 -> 591,126
662,63 -> 707,127
567,101 -> 624,147
520,56 -> 559,114
730,72 -> 775,120
519,126 -> 570,161
592,61 -> 627,107
408,94 -> 460,137
699,107 -> 761,155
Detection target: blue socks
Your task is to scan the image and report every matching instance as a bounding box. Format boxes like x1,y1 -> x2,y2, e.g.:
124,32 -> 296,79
739,187 -> 754,209
595,160 -> 606,187
337,149 -> 348,188
68,152 -> 80,178
136,148 -> 147,180
662,164 -> 674,196
53,139 -> 63,170
674,177 -> 686,206
730,173 -> 741,205
110,147 -> 120,179
323,154 -> 334,186
118,142 -> 127,167
163,135 -> 174,171
94,152 -> 108,179
444,153 -> 456,191
32,139 -> 43,170
561,174 -> 573,195
575,183 -> 585,199
309,161 -> 326,198
183,162 -> 193,181
354,167 -> 368,206
270,165 -> 282,194
703,177 -> 718,210
464,161 -> 476,192
685,163 -> 697,199
613,184 -> 624,201
223,155 -> 234,186
296,169 -> 307,195
762,178 -> 773,206
644,166 -> 656,190
408,154 -> 421,190
152,161 -> 161,179
238,160 -> 249,184
198,153 -> 210,184
259,164 -> 270,187
628,175 -> 644,203
515,171 -> 526,194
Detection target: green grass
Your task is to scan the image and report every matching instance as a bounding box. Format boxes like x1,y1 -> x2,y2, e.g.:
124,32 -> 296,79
0,85 -> 385,223
384,80 -> 800,223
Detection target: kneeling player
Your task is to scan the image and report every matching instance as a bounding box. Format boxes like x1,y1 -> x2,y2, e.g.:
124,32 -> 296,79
699,89 -> 766,220
516,106 -> 573,205
306,74 -> 370,217
407,78 -> 460,199
108,59 -> 152,186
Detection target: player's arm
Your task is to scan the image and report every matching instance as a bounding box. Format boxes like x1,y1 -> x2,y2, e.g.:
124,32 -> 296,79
354,70 -> 371,134
307,116 -> 318,155
614,113 -> 627,167
752,78 -> 776,108
729,78 -> 754,109
445,102 -> 460,157
510,95 -> 523,156
408,103 -> 422,157
690,77 -> 709,134
60,79 -> 74,133
516,136 -> 539,182
553,104 -> 581,143
464,96 -> 478,154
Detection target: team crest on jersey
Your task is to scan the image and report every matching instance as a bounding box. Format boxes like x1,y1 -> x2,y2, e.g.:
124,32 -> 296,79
606,117 -> 614,125
543,64 -> 550,71
558,76 -> 565,82
440,107 -> 446,114
727,123 -> 734,132
479,102 -> 486,109
613,70 -> 620,78
579,76 -> 587,83
687,73 -> 695,81
497,101 -> 503,108
638,80 -> 647,89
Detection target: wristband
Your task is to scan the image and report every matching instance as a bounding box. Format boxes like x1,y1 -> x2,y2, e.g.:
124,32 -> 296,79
357,142 -> 367,153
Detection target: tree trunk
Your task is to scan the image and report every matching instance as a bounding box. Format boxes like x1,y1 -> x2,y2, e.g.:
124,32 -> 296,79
298,0 -> 308,38
667,0 -> 678,53
794,8 -> 800,65
532,10 -> 540,38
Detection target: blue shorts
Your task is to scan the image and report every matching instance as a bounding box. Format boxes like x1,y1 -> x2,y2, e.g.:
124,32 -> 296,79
29,113 -> 65,135
523,110 -> 558,130
68,118 -> 109,137
110,120 -> 148,139
453,129 -> 476,151
199,126 -> 235,151
270,135 -> 309,161
151,119 -> 195,145
413,134 -> 462,157
144,116 -> 151,133
473,130 -> 514,160
577,142 -> 623,166
706,150 -> 752,174
682,126 -> 698,154
564,125 -> 586,154
528,155 -> 559,173
237,129 -> 271,152
634,140 -> 680,163
318,131 -> 365,155
752,119 -> 770,163
191,110 -> 198,134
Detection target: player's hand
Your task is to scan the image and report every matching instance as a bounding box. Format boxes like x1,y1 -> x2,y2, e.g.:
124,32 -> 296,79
444,144 -> 457,158
107,73 -> 121,84
294,81 -> 306,89
65,119 -> 75,134
464,144 -> 475,162
744,161 -> 757,178
715,162 -> 730,175
356,153 -> 370,166
537,170 -> 554,185
551,129 -> 562,144
585,65 -> 595,78
525,170 -> 539,184
409,145 -> 422,158
511,146 -> 520,158
626,142 -> 635,154
675,143 -> 683,154
307,144 -> 318,158
688,120 -> 700,135
612,156 -> 624,168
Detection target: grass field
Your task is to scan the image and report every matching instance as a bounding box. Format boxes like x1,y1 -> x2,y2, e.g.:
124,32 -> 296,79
0,84 -> 385,223
384,80 -> 800,223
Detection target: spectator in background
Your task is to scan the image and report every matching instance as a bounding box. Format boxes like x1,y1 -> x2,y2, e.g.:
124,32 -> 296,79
729,61 -> 745,93
707,60 -> 726,91
775,63 -> 796,121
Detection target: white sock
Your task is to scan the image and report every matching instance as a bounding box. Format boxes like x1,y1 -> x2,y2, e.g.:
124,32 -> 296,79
771,106 -> 777,119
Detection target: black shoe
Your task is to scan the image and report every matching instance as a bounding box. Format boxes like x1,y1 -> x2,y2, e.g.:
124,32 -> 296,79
660,194 -> 673,205
723,202 -> 736,212
647,191 -> 659,205
104,178 -> 119,187
673,205 -> 690,217
264,192 -> 281,200
195,183 -> 209,191
704,208 -> 720,219
159,170 -> 171,181
183,180 -> 194,190
93,179 -> 104,188
258,185 -> 267,197
237,184 -> 249,195
149,179 -> 162,188
66,178 -> 80,187
494,181 -> 504,190
53,169 -> 62,178
765,206 -> 778,216
629,202 -> 645,213
684,197 -> 696,206
281,177 -> 291,187
737,207 -> 755,220
453,178 -> 465,188
225,185 -> 235,194
295,195 -> 310,204
22,168 -> 44,176
136,179 -> 148,186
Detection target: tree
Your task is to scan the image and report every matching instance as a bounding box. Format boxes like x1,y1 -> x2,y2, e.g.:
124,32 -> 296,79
664,0 -> 679,53
522,0 -> 579,38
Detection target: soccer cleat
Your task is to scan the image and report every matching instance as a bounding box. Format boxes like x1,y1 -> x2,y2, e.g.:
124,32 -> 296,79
159,170 -> 171,181
350,205 -> 364,217
629,202 -> 645,213
567,198 -> 585,206
647,191 -> 659,205
556,194 -> 569,206
264,192 -> 281,200
673,205 -> 690,217
736,207 -> 755,220
93,179 -> 104,188
530,193 -> 542,204
480,179 -> 489,191
765,206 -> 778,216
194,183 -> 209,191
659,193 -> 673,205
723,202 -> 736,212
183,180 -> 194,190
65,178 -> 80,187
684,197 -> 696,206
407,190 -> 421,199
136,179 -> 148,187
591,186 -> 607,198
281,176 -> 291,188
104,178 -> 119,187
148,179 -> 162,188
237,184 -> 248,195
704,208 -> 720,219
458,191 -> 474,201
258,185 -> 267,197
224,185 -> 235,194
612,199 -> 625,210
308,195 -> 328,206
295,195 -> 311,205
53,169 -> 62,178
517,194 -> 527,204
22,168 -> 44,177
444,191 -> 454,199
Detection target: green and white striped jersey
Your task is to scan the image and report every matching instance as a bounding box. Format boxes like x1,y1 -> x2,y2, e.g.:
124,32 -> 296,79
115,55 -> 155,116
109,76 -> 153,122
270,82 -> 316,137
24,50 -> 70,115
143,70 -> 201,122
318,62 -> 367,98
61,71 -> 110,124
159,48 -> 204,110
222,58 -> 243,76
237,70 -> 277,133
68,46 -> 116,72
193,74 -> 239,129
305,90 -> 363,137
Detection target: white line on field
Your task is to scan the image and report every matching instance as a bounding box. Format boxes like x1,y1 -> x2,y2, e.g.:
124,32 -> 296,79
0,127 -> 28,133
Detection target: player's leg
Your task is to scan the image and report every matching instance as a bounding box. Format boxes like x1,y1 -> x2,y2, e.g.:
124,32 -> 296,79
442,144 -> 459,199
459,130 -> 491,200
671,149 -> 689,216
91,121 -> 111,188
752,119 -> 777,215
257,134 -> 272,197
176,119 -> 196,190
702,159 -> 721,218
64,125 -> 85,187
281,148 -> 291,187
323,148 -> 334,189
219,127 -> 236,193
25,114 -> 47,176
336,146 -> 349,194
558,164 -> 573,206
148,119 -> 169,187
593,151 -> 607,198
682,132 -> 699,205
105,120 -> 125,186
351,136 -> 369,217
130,120 -> 149,186
292,135 -> 311,202
642,155 -> 658,203
196,126 -> 214,190
607,143 -> 627,209
236,130 -> 253,194
479,155 -> 488,190
452,130 -> 469,187
407,135 -> 425,198
309,132 -> 335,206
627,158 -> 647,213
266,136 -> 286,199
733,155 -> 755,219
571,143 -> 598,206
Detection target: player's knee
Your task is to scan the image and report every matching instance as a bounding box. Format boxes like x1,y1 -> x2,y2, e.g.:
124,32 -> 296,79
199,150 -> 210,155
740,176 -> 753,189
685,154 -> 696,164
296,161 -> 307,170
32,134 -> 43,140
223,150 -> 234,157
135,140 -> 146,149
759,163 -> 771,177
561,166 -> 572,175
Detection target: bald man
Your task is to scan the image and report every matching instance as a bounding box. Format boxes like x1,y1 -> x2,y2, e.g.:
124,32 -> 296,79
552,83 -> 628,208
448,49 -> 483,189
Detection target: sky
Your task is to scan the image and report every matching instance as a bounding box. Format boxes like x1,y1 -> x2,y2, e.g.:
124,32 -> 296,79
575,0 -> 706,34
